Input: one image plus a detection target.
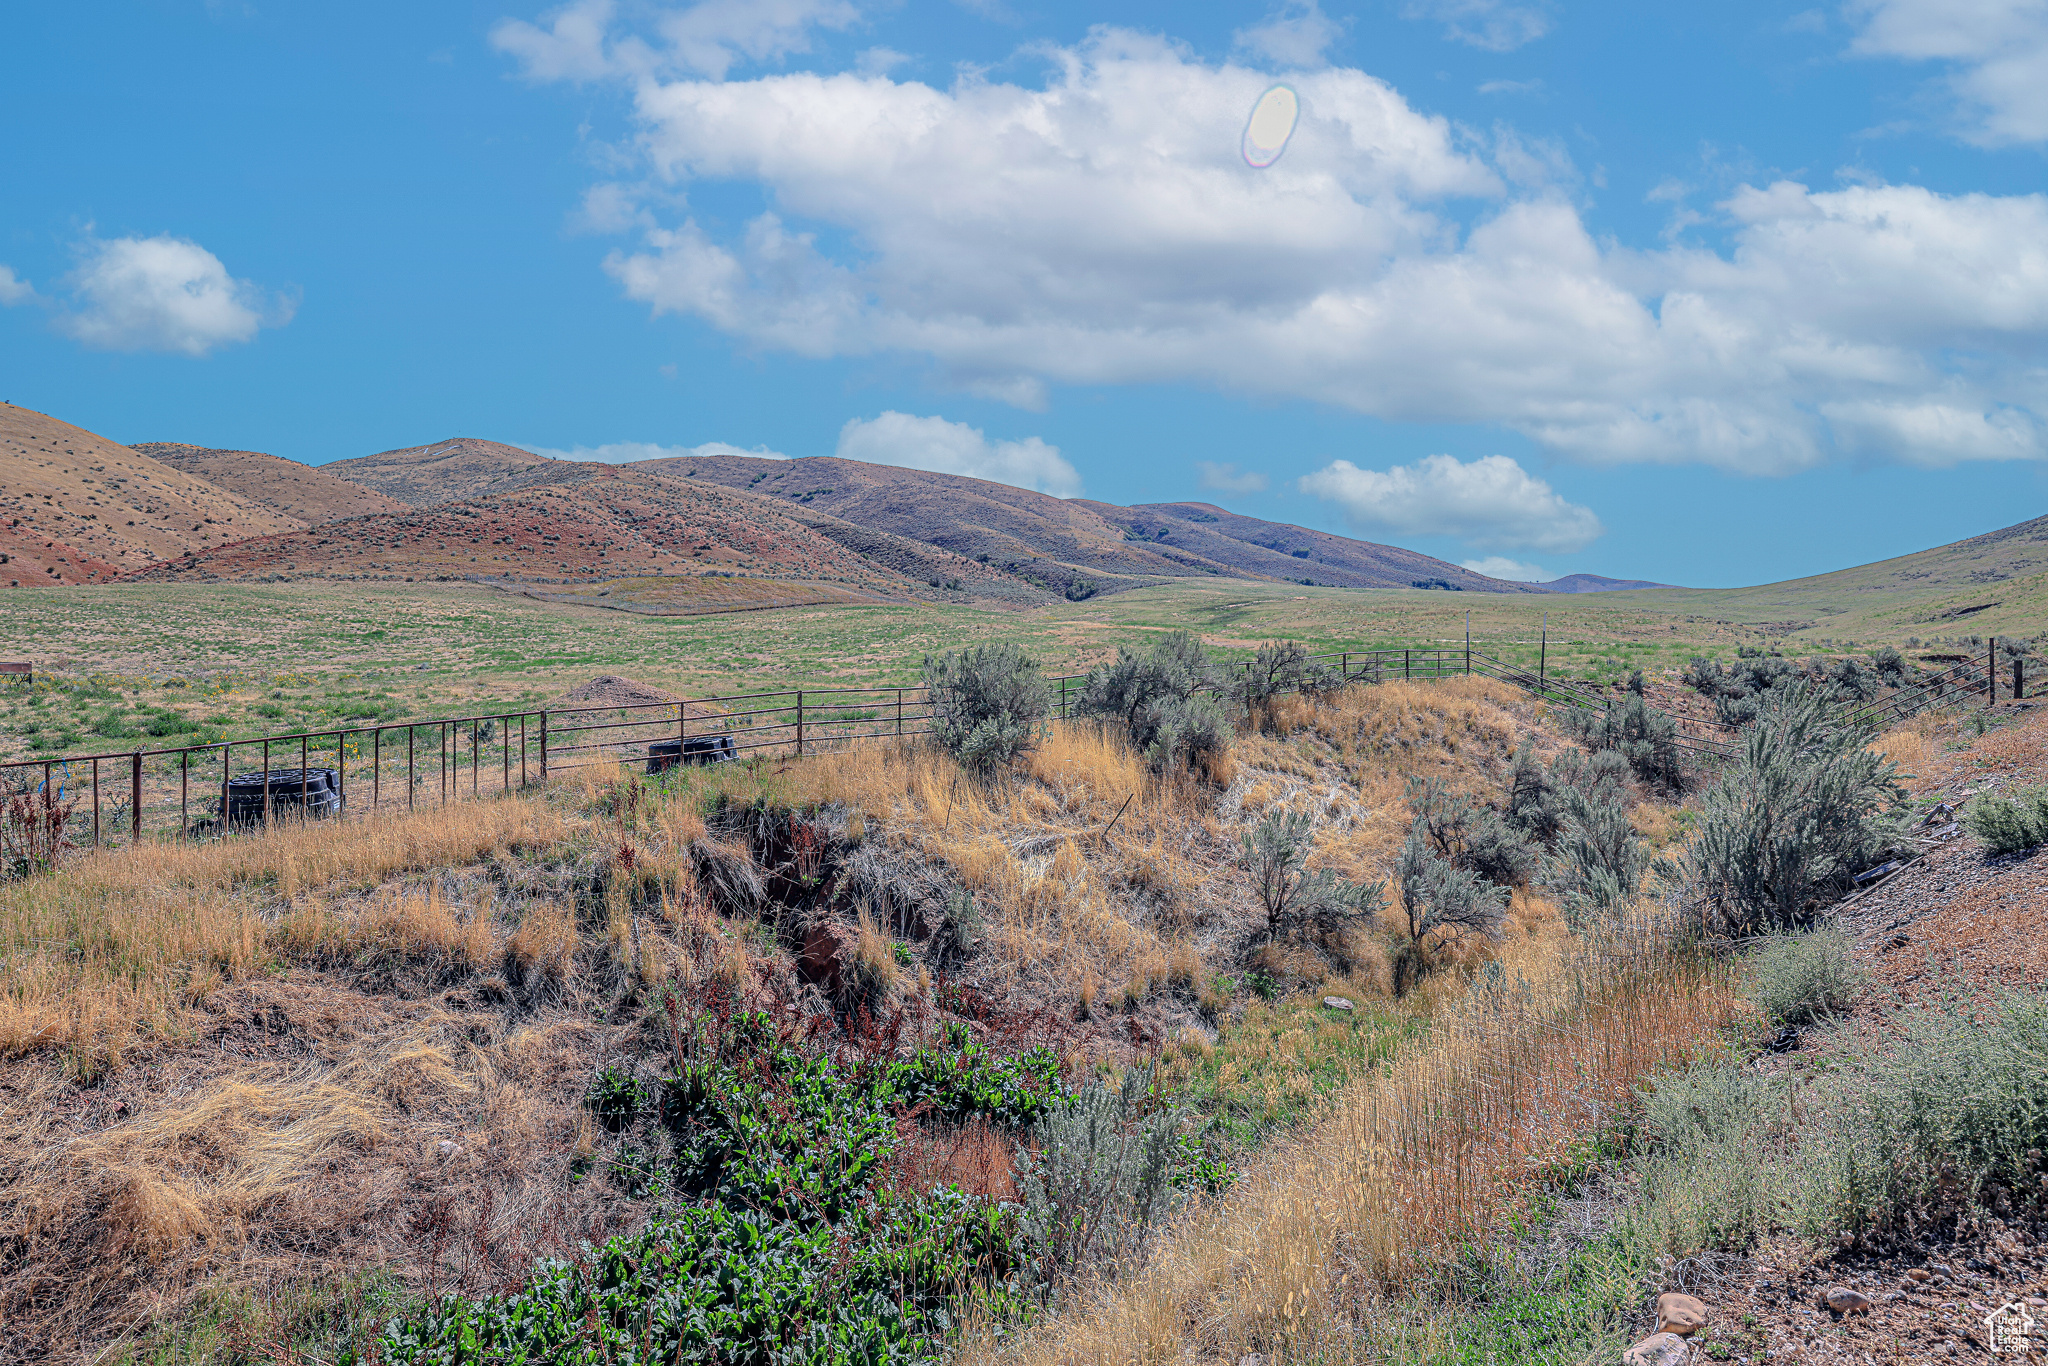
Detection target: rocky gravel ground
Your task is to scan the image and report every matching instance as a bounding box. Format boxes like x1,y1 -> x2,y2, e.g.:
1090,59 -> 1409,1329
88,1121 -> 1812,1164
1624,707 -> 2048,1365
1699,1225 -> 2048,1362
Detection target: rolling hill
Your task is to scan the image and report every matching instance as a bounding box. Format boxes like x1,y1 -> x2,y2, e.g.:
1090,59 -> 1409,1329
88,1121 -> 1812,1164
1541,574 -> 1675,593
0,403 -> 303,586
1096,500 -> 1551,593
277,439 -> 1549,597
324,438 -> 590,507
125,464 -> 1045,606
1626,512 -> 2048,644
132,442 -> 408,523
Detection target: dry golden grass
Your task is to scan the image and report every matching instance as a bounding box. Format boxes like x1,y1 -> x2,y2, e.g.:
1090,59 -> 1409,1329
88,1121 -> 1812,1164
0,797 -> 566,1071
0,993 -> 624,1350
660,722 -> 1223,1002
966,924 -> 1744,1366
1224,679 -> 1538,895
1872,724 -> 1936,780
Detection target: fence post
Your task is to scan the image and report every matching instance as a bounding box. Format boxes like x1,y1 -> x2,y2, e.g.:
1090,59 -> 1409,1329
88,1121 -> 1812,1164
131,751 -> 142,841
374,728 -> 382,810
221,744 -> 231,830
539,713 -> 548,783
896,688 -> 903,736
91,757 -> 100,848
2017,656 -> 2026,702
796,691 -> 805,756
262,739 -> 272,824
180,750 -> 189,832
408,727 -> 415,811
301,736 -> 309,812
1989,639 -> 1998,706
1403,649 -> 1410,682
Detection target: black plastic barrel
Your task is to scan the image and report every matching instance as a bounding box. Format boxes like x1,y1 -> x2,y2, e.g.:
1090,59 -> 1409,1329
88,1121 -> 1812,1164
646,735 -> 738,773
224,768 -> 343,824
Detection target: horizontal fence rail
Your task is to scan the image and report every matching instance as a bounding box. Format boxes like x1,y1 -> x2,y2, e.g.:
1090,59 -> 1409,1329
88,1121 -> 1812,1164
4,640 -> 1999,854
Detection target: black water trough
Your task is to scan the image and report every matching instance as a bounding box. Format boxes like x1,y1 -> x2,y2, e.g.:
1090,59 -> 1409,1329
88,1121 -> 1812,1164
225,768 -> 343,824
647,735 -> 738,773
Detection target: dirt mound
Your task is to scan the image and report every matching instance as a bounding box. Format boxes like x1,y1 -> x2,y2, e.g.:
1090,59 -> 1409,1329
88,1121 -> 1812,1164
548,674 -> 686,712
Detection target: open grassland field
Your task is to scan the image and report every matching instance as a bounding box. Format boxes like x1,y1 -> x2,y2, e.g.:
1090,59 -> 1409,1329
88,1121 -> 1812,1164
0,579 -> 1802,763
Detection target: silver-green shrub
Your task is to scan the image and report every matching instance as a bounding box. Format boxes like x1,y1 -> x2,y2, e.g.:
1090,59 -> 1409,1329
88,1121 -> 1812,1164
922,643 -> 1050,776
1744,929 -> 1864,1028
1964,783 -> 2048,855
1680,689 -> 1907,934
1017,1065 -> 1182,1286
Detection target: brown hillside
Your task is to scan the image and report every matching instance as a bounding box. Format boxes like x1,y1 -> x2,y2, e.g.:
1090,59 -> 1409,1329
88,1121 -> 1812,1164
124,467 -> 1033,605
132,442 -> 408,523
651,454 -> 1252,581
324,437 -> 588,508
0,403 -> 303,586
1108,501 -> 1550,593
306,437 -> 1557,598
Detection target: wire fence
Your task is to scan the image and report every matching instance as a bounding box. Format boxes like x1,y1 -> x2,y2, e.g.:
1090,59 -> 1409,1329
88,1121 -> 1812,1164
0,639 -> 2001,854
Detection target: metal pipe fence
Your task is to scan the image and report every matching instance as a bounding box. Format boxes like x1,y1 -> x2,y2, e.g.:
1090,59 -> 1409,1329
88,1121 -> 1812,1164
13,637 -> 1979,852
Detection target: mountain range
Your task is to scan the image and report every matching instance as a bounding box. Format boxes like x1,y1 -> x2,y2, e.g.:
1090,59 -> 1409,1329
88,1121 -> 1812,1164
0,403 -> 1631,602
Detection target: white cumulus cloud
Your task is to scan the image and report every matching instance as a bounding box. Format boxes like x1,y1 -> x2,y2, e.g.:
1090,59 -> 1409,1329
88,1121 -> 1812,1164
1298,453 -> 1600,552
1460,555 -> 1550,582
1849,0 -> 2048,146
526,439 -> 790,463
835,412 -> 1081,496
0,267 -> 33,306
493,0 -> 859,82
1402,0 -> 1553,52
1197,461 -> 1270,494
505,18 -> 2048,474
55,235 -> 289,357
1234,1 -> 1344,67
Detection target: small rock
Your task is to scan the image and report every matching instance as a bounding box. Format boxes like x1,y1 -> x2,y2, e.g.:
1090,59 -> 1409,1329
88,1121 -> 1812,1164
1322,995 -> 1355,1012
1907,1268 -> 1932,1282
1883,1292 -> 1903,1303
1623,1333 -> 1690,1366
1824,1286 -> 1873,1315
2027,1296 -> 2047,1308
436,1139 -> 462,1159
1654,1293 -> 1708,1337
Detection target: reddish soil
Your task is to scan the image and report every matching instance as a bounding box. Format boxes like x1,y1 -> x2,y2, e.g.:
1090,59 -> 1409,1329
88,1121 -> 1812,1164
132,443 -> 409,523
126,468 -> 923,591
1689,706 -> 2048,1364
0,404 -> 302,585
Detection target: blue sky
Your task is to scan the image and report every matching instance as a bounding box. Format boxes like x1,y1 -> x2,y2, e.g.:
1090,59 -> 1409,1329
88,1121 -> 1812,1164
4,1 -> 2046,588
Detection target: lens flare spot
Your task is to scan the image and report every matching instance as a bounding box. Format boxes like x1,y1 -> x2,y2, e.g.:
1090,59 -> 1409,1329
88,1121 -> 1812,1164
1242,85 -> 1300,168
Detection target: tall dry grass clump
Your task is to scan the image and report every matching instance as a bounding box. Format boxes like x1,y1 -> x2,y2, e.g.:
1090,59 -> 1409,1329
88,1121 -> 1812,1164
671,723 -> 1210,1000
0,797 -> 565,1071
968,922 -> 1743,1366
